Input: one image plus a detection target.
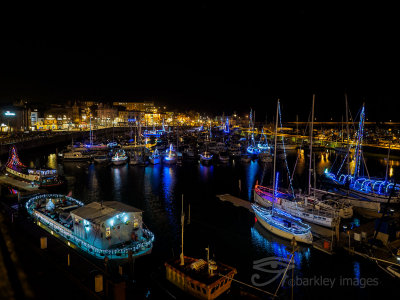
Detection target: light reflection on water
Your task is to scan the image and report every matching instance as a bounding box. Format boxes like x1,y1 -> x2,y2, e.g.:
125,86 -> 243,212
9,146 -> 400,295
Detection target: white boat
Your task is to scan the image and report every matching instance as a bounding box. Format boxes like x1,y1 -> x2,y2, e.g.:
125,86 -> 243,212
149,149 -> 161,165
25,194 -> 154,259
164,144 -> 177,165
252,204 -> 313,244
253,99 -> 313,243
254,185 -> 342,228
112,149 -> 128,165
62,151 -> 91,161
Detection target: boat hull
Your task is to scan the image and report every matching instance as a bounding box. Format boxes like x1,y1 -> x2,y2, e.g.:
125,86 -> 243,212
253,209 -> 312,244
254,192 -> 338,228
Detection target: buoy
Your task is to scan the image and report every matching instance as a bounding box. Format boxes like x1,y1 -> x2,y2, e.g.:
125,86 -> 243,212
94,274 -> 103,292
323,240 -> 330,250
40,237 -> 47,249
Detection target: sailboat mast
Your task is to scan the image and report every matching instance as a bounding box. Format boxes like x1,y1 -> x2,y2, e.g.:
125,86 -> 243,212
308,94 -> 315,195
180,194 -> 185,266
272,100 -> 279,202
345,93 -> 350,175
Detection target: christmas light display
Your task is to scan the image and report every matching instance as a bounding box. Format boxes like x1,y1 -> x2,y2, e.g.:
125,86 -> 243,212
6,146 -> 26,169
26,194 -> 154,259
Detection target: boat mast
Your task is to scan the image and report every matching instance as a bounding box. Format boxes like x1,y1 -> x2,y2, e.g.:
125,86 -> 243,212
180,194 -> 185,266
272,100 -> 279,203
345,93 -> 350,175
308,94 -> 315,196
385,143 -> 391,182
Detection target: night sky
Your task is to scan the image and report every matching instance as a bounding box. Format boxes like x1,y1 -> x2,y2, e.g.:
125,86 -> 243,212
1,3 -> 399,121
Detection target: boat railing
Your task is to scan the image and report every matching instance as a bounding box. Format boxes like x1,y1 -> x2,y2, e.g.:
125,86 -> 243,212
26,194 -> 154,258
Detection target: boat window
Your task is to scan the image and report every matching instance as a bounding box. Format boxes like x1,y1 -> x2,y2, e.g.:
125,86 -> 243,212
202,288 -> 206,294
106,227 -> 111,238
196,286 -> 200,291
211,287 -> 215,294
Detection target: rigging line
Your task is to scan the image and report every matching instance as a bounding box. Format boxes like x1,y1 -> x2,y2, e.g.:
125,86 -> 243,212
278,102 -> 295,197
218,273 -> 275,297
290,111 -> 311,182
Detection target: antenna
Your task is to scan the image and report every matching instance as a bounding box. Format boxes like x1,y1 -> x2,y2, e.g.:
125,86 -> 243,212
180,194 -> 185,266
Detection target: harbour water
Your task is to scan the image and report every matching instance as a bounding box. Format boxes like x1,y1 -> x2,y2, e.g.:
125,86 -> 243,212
2,146 -> 399,299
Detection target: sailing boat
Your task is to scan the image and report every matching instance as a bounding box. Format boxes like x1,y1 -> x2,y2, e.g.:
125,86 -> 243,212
254,96 -> 351,228
325,103 -> 400,204
149,149 -> 161,165
247,109 -> 261,155
163,144 -> 178,165
251,99 -> 313,244
165,195 -> 237,299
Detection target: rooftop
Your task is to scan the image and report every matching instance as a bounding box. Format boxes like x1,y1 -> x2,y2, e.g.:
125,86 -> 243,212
71,201 -> 142,224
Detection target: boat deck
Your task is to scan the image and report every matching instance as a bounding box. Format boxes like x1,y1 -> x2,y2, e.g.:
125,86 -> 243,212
166,257 -> 236,285
0,174 -> 40,191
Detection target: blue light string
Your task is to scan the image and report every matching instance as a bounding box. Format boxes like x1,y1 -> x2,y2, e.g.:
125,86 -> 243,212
278,102 -> 295,197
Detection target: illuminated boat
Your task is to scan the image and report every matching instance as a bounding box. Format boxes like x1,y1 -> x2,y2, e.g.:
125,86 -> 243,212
143,129 -> 164,138
62,151 -> 92,161
25,194 -> 154,259
257,129 -> 271,152
199,152 -> 213,165
149,149 -> 161,165
247,145 -> 261,155
4,146 -> 64,188
164,144 -> 178,165
325,105 -> 400,204
252,204 -> 312,244
254,185 -> 347,227
111,149 -> 128,165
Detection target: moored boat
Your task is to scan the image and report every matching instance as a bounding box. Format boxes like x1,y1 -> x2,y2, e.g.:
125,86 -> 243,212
4,146 -> 64,188
112,149 -> 128,165
252,204 -> 313,244
25,194 -> 154,259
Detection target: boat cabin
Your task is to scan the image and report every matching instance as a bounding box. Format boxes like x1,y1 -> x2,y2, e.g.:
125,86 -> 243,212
70,201 -> 143,250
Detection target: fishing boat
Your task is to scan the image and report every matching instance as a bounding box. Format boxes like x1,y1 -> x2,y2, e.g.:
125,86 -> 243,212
112,149 -> 128,166
149,149 -> 161,165
25,194 -> 154,259
324,103 -> 400,204
252,99 -> 313,243
3,146 -> 64,188
165,196 -> 237,299
164,144 -> 178,165
252,204 -> 313,244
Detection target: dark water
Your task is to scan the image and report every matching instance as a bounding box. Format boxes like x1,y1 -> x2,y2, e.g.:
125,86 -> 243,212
4,147 -> 400,299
